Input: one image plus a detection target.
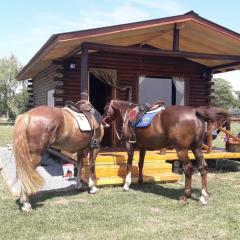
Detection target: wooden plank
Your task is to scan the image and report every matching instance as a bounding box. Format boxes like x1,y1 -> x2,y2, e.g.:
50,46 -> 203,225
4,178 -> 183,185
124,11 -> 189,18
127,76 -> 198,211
83,42 -> 240,61
93,173 -> 181,186
173,23 -> 180,51
80,45 -> 89,100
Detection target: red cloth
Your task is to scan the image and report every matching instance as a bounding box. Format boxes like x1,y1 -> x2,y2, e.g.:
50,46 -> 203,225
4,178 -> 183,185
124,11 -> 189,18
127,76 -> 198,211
129,107 -> 138,122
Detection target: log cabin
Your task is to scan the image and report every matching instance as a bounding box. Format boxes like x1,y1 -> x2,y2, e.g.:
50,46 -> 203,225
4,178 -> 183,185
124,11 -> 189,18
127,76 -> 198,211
16,11 -> 240,185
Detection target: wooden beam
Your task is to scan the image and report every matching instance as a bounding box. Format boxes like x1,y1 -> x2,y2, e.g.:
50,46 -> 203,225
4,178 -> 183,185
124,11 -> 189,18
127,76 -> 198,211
80,44 -> 89,100
81,42 -> 240,61
207,123 -> 213,153
218,127 -> 240,143
47,148 -> 77,164
210,61 -> 240,72
173,23 -> 180,51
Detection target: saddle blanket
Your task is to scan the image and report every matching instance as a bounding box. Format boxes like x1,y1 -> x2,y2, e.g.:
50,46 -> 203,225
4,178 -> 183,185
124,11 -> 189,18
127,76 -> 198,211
134,106 -> 165,128
62,107 -> 91,131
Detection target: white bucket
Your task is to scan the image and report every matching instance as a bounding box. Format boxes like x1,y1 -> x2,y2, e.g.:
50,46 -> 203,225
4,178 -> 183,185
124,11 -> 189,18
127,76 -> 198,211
62,163 -> 74,179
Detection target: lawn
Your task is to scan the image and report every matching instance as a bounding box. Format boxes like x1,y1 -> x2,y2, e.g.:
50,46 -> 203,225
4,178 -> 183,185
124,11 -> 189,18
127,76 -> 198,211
0,171 -> 240,240
0,126 -> 13,146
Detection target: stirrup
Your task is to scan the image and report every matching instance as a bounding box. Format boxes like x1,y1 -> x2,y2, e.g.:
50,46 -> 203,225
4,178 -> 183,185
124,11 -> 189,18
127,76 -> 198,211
129,135 -> 136,144
90,138 -> 100,149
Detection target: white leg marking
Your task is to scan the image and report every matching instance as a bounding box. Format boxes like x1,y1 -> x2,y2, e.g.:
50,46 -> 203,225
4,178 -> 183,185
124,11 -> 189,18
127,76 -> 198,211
199,189 -> 209,205
123,172 -> 131,191
22,202 -> 32,212
89,177 -> 98,194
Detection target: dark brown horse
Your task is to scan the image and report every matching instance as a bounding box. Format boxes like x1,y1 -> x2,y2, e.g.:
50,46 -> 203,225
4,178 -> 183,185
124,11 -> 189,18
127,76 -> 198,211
13,101 -> 104,211
103,100 -> 229,205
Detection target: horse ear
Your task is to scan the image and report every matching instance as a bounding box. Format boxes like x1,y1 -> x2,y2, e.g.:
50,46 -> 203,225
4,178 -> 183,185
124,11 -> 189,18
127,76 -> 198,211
105,97 -> 112,105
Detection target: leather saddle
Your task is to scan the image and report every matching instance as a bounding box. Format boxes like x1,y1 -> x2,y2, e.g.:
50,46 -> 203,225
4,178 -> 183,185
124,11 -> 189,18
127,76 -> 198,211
65,100 -> 102,126
129,101 -> 165,127
64,101 -> 102,149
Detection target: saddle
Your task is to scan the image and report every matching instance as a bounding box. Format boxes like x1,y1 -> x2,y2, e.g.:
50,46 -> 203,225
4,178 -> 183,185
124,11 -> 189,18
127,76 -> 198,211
129,101 -> 165,127
128,101 -> 165,144
64,101 -> 102,148
65,100 -> 102,125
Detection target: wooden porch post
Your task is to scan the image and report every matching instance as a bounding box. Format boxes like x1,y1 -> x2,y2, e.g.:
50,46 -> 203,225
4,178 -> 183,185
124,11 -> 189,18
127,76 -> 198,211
207,122 -> 213,153
80,44 -> 89,100
173,23 -> 180,51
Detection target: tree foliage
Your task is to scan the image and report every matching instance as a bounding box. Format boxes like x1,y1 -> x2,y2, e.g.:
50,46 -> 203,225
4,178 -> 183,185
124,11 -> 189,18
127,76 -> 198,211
211,78 -> 238,109
0,55 -> 28,120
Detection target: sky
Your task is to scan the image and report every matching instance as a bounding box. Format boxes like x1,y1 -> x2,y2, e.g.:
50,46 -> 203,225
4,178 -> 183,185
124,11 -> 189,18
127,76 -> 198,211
0,0 -> 240,88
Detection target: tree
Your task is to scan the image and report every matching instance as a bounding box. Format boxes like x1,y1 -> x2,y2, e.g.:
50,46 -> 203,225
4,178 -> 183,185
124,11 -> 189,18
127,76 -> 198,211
211,78 -> 238,109
0,54 -> 28,120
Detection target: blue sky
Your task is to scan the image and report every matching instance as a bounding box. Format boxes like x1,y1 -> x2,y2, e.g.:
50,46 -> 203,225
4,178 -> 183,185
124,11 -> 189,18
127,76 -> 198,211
1,0 -> 240,88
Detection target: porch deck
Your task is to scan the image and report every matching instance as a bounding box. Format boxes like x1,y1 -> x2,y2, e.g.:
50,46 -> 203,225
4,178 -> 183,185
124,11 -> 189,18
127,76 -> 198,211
67,148 -> 240,186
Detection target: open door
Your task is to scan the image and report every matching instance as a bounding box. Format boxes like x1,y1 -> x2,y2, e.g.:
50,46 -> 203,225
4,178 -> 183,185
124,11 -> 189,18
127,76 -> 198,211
89,73 -> 112,147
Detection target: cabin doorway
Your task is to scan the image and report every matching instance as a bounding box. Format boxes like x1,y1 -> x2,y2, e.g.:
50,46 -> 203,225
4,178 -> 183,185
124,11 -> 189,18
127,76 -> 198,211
89,73 -> 112,147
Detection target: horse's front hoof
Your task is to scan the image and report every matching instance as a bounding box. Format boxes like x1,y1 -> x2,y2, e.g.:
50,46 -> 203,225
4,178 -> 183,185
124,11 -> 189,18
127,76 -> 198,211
199,190 -> 209,206
199,195 -> 208,206
179,196 -> 188,206
21,202 -> 32,212
89,186 -> 98,194
123,184 -> 130,191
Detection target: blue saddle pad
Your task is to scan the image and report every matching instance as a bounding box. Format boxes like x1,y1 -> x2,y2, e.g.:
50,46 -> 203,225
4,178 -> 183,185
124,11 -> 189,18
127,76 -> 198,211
135,111 -> 159,128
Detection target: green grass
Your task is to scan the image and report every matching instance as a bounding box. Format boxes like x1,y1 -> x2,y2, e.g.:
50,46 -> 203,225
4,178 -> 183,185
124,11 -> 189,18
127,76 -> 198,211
0,126 -> 13,146
0,171 -> 240,240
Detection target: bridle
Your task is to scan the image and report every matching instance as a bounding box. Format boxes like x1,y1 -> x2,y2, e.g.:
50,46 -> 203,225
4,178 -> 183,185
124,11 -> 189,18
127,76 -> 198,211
103,101 -> 133,140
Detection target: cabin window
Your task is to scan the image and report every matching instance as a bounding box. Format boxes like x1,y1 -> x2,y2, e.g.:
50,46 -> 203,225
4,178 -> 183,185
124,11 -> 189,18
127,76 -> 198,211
47,89 -> 55,107
138,76 -> 185,106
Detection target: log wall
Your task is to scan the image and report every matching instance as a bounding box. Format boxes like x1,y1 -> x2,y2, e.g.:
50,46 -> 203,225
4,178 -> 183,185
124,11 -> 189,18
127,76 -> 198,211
30,62 -> 64,107
55,52 -> 211,107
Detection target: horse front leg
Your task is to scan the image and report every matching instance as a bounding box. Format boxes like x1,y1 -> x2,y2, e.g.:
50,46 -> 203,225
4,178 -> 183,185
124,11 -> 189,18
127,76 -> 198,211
138,149 -> 146,186
176,149 -> 193,205
123,142 -> 135,191
192,148 -> 209,205
88,148 -> 99,194
76,150 -> 84,190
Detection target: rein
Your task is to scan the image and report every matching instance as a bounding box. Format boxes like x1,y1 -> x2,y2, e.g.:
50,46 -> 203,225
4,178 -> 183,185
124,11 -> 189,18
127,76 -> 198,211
104,102 -> 133,141
116,102 -> 133,141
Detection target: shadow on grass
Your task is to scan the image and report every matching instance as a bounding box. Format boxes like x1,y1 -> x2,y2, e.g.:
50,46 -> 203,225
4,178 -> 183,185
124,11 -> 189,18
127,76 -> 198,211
15,185 -> 89,210
130,182 -> 200,202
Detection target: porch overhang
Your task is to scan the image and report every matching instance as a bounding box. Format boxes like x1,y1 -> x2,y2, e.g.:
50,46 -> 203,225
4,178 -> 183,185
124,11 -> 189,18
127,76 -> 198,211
17,11 -> 240,80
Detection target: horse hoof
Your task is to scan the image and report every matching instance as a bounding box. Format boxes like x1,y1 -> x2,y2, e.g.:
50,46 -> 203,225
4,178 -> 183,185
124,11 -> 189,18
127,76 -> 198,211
199,196 -> 208,206
22,203 -> 32,212
179,197 -> 188,206
123,184 -> 130,191
89,186 -> 98,194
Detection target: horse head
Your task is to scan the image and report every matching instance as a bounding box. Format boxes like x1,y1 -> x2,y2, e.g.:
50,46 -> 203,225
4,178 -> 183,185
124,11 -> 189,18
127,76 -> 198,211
102,100 -> 118,127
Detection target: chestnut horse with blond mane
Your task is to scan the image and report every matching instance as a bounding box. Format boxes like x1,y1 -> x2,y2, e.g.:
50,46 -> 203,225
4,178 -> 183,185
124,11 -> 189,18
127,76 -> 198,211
13,100 -> 104,212
103,100 -> 229,205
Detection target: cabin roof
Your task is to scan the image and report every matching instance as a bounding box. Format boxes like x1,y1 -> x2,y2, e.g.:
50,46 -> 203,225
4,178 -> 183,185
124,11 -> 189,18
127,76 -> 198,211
18,11 -> 240,80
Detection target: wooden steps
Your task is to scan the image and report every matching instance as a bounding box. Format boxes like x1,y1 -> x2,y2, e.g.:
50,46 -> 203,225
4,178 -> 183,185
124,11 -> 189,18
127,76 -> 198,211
59,149 -> 240,186
93,173 -> 181,186
76,151 -> 181,185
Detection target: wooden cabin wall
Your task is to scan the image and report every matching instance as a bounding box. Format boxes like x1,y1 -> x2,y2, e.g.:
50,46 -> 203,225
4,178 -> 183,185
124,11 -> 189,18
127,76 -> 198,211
59,52 -> 211,107
31,62 -> 64,107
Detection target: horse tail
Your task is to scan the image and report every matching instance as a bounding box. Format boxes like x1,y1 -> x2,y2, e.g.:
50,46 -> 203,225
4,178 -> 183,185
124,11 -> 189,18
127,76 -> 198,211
195,106 -> 230,124
13,114 -> 44,195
